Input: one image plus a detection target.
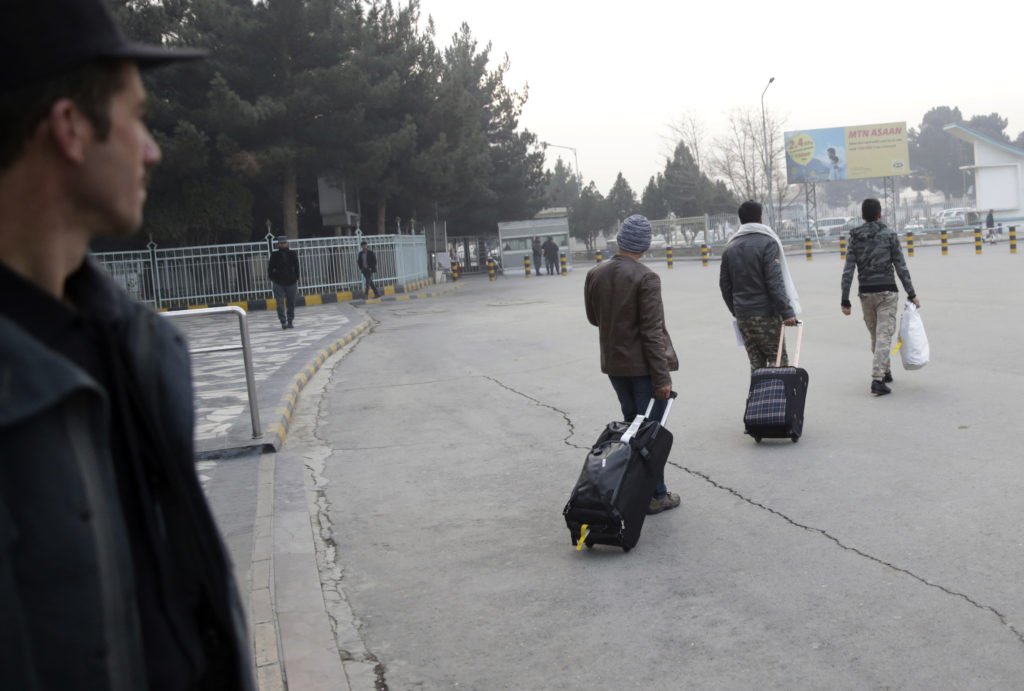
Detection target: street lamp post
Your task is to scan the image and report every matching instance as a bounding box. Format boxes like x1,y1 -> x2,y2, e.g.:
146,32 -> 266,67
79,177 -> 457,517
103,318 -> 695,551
761,77 -> 775,228
540,140 -> 581,195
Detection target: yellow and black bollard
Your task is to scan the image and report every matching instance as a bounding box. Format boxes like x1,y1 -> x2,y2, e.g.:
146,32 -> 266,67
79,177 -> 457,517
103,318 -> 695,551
805,237 -> 812,261
907,231 -> 914,257
1010,226 -> 1017,254
975,228 -> 982,255
666,246 -> 674,269
487,258 -> 495,281
701,244 -> 708,267
839,235 -> 847,260
450,261 -> 459,282
560,253 -> 567,276
595,250 -> 603,263
524,256 -> 532,278
941,230 -> 948,255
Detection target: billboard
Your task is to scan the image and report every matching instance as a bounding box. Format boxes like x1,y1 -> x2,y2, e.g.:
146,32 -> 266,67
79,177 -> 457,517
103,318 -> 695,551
784,122 -> 909,184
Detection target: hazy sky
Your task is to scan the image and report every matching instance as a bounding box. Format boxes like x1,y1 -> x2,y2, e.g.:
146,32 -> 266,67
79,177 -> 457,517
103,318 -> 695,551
420,0 -> 1024,194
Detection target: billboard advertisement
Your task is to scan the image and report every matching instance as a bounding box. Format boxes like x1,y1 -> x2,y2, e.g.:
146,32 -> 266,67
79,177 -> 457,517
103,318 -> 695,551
784,122 -> 909,184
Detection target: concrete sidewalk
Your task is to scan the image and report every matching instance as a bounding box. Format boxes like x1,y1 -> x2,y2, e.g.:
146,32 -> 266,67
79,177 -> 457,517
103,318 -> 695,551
180,282 -> 458,690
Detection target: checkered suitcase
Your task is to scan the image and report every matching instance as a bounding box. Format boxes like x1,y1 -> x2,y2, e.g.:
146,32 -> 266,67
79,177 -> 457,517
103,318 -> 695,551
743,322 -> 808,443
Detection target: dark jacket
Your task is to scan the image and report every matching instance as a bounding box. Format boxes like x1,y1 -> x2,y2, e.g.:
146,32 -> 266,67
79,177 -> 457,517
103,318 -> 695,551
532,239 -> 542,259
841,220 -> 916,307
0,260 -> 254,691
719,231 -> 795,319
584,254 -> 678,388
542,239 -> 559,261
358,247 -> 377,274
268,248 -> 299,286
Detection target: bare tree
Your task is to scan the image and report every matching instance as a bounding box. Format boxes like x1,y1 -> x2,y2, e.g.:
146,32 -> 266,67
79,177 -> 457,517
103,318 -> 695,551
667,109 -> 709,172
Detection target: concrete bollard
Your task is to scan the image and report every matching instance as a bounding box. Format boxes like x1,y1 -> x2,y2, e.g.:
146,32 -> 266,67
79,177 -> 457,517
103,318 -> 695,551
450,261 -> 459,282
595,250 -> 603,263
524,256 -> 532,278
560,253 -> 567,276
1010,226 -> 1017,254
666,246 -> 674,269
488,258 -> 495,281
805,237 -> 812,261
701,244 -> 708,267
907,231 -> 914,257
975,228 -> 982,255
839,235 -> 847,260
941,230 -> 948,256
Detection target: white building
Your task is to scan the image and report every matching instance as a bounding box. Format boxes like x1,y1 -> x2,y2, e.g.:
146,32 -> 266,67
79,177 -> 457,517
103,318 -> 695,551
944,124 -> 1024,224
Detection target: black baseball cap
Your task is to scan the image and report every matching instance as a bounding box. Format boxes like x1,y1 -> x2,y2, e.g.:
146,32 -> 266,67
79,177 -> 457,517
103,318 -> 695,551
1,0 -> 206,92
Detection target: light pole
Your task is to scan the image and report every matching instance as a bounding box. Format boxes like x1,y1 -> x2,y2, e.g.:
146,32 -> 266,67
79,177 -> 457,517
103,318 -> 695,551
761,77 -> 775,228
540,140 -> 581,197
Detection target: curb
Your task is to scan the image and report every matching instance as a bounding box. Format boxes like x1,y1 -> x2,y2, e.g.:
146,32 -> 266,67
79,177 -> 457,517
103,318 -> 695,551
162,277 -> 437,313
262,318 -> 372,452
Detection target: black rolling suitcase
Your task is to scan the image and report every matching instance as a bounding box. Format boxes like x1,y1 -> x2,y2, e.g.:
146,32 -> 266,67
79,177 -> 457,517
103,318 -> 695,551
563,392 -> 677,552
744,321 -> 808,443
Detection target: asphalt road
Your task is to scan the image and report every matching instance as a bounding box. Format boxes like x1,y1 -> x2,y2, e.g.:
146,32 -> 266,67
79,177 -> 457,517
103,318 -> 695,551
279,240 -> 1024,690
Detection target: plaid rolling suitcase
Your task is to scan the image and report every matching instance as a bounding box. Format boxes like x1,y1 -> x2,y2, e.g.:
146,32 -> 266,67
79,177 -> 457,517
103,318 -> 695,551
563,392 -> 676,553
744,322 -> 808,443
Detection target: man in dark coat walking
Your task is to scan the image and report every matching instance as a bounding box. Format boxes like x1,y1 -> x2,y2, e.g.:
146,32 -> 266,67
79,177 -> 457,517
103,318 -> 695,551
268,235 -> 300,328
358,240 -> 380,298
542,236 -> 560,276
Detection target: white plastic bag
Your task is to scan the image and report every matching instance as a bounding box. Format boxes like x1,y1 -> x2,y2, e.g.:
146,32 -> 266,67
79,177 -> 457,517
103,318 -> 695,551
897,302 -> 929,370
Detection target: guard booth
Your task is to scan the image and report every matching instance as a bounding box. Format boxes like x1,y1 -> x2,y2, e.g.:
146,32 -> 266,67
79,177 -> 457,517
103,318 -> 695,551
497,217 -> 572,275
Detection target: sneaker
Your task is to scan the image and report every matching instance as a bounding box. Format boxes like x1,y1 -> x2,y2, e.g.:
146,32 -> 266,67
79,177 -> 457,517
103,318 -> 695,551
281,323 -> 287,330
871,380 -> 891,396
647,492 -> 681,515
287,321 -> 294,329
883,371 -> 893,383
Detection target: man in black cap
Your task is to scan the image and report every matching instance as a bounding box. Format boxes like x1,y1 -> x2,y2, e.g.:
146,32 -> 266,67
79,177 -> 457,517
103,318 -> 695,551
268,235 -> 300,328
0,1 -> 254,689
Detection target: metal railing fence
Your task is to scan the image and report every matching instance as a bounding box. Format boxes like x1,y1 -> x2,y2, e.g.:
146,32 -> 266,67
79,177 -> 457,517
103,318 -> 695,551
92,233 -> 429,309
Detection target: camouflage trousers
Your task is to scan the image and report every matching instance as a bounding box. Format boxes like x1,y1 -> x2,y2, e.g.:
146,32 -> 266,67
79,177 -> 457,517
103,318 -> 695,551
859,291 -> 898,379
736,315 -> 787,371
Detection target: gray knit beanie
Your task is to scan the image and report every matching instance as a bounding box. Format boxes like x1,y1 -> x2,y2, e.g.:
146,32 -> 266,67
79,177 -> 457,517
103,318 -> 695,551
617,214 -> 652,253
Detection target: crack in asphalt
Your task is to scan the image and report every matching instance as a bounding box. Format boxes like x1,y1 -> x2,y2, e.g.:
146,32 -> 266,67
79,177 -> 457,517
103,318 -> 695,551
483,375 -> 590,451
669,460 -> 1024,648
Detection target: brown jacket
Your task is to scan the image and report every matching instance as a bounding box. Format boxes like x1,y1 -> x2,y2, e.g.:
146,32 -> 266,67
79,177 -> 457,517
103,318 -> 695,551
584,254 -> 678,388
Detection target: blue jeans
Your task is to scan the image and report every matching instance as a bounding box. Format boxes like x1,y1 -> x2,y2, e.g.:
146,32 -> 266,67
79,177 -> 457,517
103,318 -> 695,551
608,375 -> 668,497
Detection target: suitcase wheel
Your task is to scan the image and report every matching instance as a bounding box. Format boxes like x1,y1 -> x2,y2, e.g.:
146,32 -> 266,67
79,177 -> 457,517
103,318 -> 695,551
790,434 -> 799,443
754,436 -> 762,444
621,545 -> 631,553
585,541 -> 593,550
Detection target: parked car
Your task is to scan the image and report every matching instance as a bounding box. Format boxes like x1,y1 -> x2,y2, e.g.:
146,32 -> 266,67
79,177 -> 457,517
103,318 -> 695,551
938,208 -> 980,229
901,218 -> 927,234
813,216 -> 859,236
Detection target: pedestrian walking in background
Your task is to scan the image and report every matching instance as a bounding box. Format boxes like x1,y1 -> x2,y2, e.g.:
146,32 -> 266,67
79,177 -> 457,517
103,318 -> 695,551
0,1 -> 254,688
268,235 -> 300,328
841,198 -> 920,396
584,215 -> 681,515
543,236 -> 559,276
720,200 -> 800,370
358,240 -> 380,298
532,236 -> 543,274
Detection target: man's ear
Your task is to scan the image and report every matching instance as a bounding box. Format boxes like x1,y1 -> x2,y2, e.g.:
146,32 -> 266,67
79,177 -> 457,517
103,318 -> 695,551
47,98 -> 91,165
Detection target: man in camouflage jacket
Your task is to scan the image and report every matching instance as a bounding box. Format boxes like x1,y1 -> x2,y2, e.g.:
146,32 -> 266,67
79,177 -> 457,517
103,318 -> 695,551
841,198 -> 921,395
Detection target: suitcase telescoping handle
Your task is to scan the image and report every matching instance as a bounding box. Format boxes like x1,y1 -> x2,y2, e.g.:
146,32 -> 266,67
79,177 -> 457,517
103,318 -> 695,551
620,391 -> 677,444
775,320 -> 804,368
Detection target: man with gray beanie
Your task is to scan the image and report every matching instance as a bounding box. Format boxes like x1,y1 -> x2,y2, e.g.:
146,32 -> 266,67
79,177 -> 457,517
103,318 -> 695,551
584,214 -> 681,514
0,0 -> 253,688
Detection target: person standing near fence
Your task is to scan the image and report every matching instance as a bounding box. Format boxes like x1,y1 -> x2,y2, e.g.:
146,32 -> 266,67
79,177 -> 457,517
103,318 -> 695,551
358,239 -> 380,298
0,0 -> 254,688
841,198 -> 920,396
532,236 -> 543,275
268,235 -> 300,329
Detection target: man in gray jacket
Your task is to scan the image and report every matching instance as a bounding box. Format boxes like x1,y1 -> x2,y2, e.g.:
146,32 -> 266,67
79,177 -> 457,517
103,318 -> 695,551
841,198 -> 920,395
0,1 -> 254,688
585,215 -> 680,515
720,201 -> 799,370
